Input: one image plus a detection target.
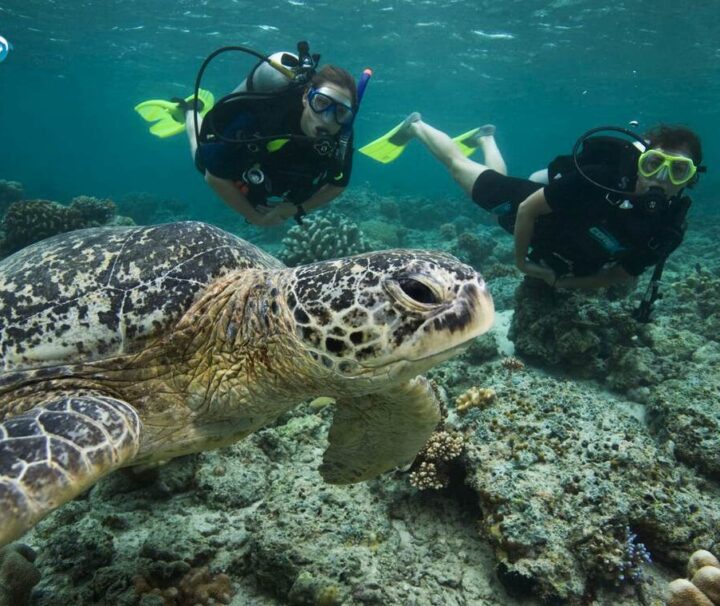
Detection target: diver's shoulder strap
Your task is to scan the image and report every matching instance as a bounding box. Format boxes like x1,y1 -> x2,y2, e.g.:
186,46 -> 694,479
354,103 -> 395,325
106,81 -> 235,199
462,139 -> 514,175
199,87 -> 303,144
548,136 -> 640,180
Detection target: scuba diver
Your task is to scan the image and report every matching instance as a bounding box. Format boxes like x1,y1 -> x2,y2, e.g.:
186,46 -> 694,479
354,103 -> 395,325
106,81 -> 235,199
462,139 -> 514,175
136,42 -> 371,227
360,115 -> 703,319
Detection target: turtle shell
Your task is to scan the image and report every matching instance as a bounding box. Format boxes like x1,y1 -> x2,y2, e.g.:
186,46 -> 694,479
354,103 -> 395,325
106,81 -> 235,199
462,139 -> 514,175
0,221 -> 282,372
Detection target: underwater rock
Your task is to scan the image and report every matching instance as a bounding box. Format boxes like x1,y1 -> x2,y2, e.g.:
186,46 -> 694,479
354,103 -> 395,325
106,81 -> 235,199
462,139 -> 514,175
279,211 -> 371,265
646,372 -> 720,478
453,231 -> 496,269
0,180 -> 23,216
509,279 -> 644,380
0,543 -> 40,606
359,218 -> 405,248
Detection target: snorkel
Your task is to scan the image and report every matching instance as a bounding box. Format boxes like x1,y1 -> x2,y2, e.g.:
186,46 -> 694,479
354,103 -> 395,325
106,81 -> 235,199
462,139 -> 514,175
335,68 -> 373,164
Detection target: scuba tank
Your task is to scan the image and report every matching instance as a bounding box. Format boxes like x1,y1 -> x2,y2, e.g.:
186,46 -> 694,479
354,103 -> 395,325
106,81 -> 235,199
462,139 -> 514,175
234,51 -> 299,93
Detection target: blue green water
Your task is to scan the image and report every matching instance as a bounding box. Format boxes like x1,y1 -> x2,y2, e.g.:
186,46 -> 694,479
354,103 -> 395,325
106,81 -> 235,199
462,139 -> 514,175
1,0 -> 718,222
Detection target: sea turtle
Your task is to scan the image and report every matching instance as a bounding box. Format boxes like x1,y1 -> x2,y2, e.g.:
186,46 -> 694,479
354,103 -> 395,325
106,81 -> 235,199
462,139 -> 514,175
0,221 -> 493,550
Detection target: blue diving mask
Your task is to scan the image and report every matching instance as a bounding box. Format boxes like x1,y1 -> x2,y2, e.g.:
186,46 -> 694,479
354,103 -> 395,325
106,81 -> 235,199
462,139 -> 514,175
307,87 -> 355,125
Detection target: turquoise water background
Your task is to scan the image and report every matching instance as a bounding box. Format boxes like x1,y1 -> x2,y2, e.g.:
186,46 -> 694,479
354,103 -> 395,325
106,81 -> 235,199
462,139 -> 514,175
1,0 -> 718,221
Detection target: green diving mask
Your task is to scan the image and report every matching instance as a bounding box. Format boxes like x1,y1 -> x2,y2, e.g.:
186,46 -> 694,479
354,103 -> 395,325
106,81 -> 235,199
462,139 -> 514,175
638,149 -> 697,186
308,87 -> 355,125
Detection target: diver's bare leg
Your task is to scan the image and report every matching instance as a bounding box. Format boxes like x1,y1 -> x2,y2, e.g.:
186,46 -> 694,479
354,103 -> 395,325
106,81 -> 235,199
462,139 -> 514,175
478,131 -> 507,176
408,119 -> 502,198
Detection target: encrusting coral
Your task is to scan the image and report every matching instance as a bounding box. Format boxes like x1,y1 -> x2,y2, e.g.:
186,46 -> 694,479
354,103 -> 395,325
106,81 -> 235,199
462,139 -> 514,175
279,211 -> 371,266
455,386 -> 496,414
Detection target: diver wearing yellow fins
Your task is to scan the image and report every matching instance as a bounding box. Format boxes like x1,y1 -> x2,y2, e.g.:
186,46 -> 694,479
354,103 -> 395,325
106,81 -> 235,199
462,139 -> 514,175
360,114 -> 704,321
136,42 -> 372,227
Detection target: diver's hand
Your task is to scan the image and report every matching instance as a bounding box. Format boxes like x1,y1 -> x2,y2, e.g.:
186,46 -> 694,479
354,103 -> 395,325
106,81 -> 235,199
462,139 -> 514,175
517,259 -> 556,286
274,201 -> 299,220
250,203 -> 297,227
667,550 -> 720,605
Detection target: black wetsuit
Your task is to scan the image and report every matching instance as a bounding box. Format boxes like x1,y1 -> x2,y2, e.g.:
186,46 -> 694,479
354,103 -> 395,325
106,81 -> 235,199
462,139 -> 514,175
195,87 -> 353,207
471,147 -> 689,278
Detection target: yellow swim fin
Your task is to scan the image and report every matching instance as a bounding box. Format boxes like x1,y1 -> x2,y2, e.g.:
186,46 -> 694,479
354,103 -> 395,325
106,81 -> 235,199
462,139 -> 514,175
134,89 -> 215,138
452,124 -> 496,157
453,127 -> 482,157
359,112 -> 421,164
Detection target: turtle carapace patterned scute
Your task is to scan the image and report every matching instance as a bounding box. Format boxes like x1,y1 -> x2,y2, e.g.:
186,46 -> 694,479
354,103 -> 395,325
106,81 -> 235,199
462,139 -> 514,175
0,221 -> 494,548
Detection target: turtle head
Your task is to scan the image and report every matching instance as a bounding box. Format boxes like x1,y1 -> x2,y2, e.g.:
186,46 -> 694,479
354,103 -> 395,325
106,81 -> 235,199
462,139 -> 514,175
285,250 -> 494,385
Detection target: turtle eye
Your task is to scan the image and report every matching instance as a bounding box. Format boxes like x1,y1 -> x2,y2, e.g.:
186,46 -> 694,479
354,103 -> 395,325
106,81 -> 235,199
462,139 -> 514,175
397,278 -> 440,305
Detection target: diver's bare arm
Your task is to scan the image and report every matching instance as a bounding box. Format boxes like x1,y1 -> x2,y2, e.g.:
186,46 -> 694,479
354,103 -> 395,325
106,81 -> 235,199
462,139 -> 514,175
514,189 -> 553,279
555,265 -> 634,290
204,173 -> 270,226
301,184 -> 345,212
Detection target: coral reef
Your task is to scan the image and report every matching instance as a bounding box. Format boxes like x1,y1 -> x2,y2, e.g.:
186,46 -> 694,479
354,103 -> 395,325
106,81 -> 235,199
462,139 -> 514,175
279,211 -> 371,266
453,361 -> 720,603
0,180 -> 23,216
0,197 -> 122,257
69,195 -> 116,225
115,192 -> 194,225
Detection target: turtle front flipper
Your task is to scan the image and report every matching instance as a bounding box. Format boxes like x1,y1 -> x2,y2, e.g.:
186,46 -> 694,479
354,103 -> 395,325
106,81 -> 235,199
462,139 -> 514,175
0,394 -> 141,546
320,376 -> 441,484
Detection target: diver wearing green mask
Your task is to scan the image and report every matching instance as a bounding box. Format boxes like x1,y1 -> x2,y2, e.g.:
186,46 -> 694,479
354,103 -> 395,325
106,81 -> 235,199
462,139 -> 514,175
362,118 -> 703,293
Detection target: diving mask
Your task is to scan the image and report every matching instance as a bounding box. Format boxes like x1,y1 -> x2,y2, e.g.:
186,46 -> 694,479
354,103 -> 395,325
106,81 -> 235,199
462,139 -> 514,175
638,149 -> 697,186
308,87 -> 355,125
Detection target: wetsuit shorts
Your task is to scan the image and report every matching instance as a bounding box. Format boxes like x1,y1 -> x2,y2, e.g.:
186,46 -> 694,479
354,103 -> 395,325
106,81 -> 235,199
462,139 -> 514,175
471,170 -> 544,214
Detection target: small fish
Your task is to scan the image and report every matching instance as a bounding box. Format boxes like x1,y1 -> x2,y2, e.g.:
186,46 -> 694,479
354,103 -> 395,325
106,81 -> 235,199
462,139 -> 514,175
629,119 -> 640,128
0,35 -> 13,62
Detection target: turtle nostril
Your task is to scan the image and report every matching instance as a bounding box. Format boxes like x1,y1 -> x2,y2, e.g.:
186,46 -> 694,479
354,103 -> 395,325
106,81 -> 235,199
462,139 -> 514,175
397,278 -> 439,305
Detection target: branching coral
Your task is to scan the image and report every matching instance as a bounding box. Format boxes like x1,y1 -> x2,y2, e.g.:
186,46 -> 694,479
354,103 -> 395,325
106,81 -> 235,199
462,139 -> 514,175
133,564 -> 234,606
279,212 -> 371,266
501,356 -> 525,372
409,430 -> 464,490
